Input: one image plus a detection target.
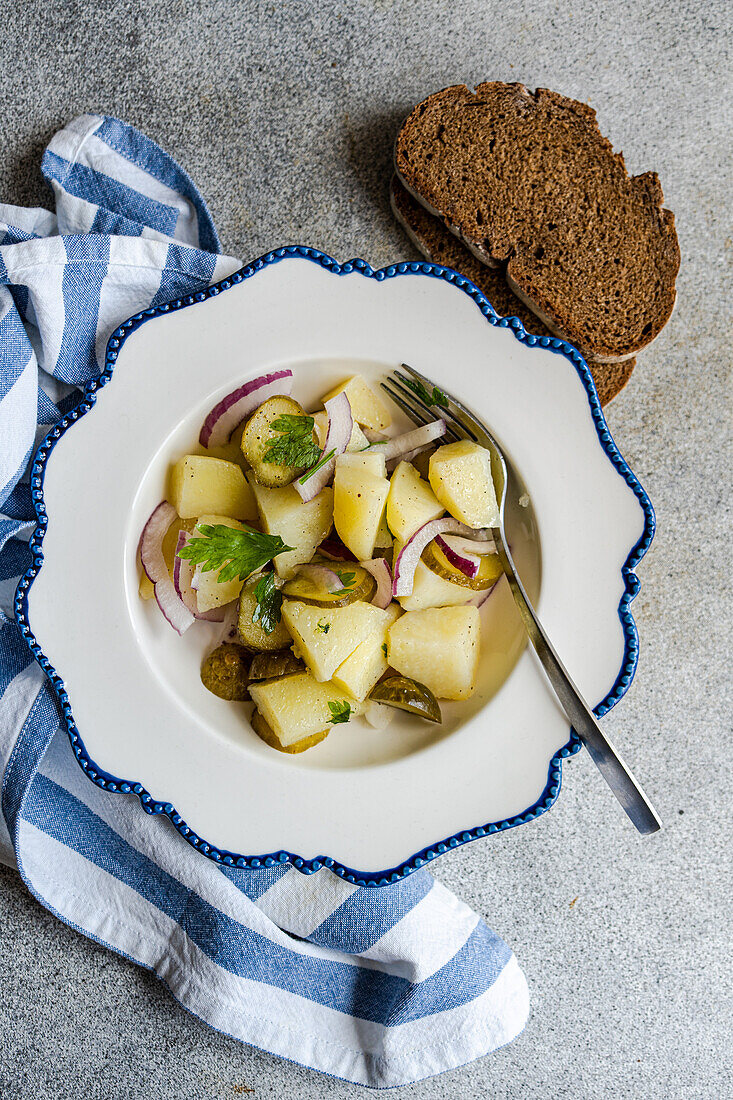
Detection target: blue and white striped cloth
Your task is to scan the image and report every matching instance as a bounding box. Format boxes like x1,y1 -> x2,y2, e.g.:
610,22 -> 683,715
0,115 -> 528,1088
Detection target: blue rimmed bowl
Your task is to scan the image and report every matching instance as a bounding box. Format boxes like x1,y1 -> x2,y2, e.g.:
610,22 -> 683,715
15,248 -> 653,886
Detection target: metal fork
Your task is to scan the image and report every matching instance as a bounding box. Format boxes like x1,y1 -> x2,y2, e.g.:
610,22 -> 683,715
383,363 -> 662,835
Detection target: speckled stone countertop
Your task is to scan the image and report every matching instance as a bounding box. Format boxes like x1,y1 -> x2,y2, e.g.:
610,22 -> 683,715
0,1 -> 730,1097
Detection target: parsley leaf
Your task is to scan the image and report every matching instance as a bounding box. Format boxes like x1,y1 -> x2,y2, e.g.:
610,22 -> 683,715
335,571 -> 356,590
262,414 -> 321,469
298,447 -> 335,485
403,377 -> 448,408
252,572 -> 283,634
178,524 -> 294,583
328,700 -> 352,725
316,618 -> 331,634
381,643 -> 388,658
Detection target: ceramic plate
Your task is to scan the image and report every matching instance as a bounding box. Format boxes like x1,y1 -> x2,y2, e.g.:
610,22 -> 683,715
16,248 -> 653,885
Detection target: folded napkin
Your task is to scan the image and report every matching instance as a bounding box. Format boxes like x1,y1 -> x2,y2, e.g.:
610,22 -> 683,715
0,115 -> 528,1088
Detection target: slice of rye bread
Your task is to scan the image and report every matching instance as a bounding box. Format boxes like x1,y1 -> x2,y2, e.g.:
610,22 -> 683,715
390,176 -> 635,406
394,83 -> 680,364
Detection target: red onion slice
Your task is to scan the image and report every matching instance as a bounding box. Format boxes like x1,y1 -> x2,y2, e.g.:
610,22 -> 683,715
392,518 -> 493,598
295,391 -> 353,502
174,531 -> 227,621
174,531 -> 198,614
294,563 -> 346,593
140,502 -> 195,634
439,533 -> 497,556
199,370 -> 294,448
359,557 -> 393,609
433,534 -> 481,579
376,419 -> 446,462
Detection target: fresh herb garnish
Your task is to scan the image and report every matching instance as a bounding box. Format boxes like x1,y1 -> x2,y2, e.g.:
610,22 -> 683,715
252,572 -> 283,634
262,414 -> 321,469
316,618 -> 331,634
381,643 -> 388,658
335,571 -> 356,589
178,524 -> 294,583
403,377 -> 448,408
298,447 -> 336,485
328,700 -> 352,724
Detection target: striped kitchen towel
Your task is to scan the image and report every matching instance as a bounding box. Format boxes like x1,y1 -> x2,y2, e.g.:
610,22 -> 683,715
0,115 -> 529,1088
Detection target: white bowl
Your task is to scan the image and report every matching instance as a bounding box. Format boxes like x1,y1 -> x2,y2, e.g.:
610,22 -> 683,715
16,249 -> 654,885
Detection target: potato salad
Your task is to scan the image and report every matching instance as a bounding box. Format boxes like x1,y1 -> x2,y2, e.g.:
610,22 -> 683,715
138,370 -> 503,753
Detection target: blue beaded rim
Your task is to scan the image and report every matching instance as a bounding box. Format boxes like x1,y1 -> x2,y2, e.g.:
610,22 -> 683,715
14,246 -> 655,887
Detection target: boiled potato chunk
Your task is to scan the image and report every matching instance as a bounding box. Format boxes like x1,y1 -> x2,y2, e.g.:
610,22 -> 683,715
333,464 -> 389,562
335,450 -> 387,478
331,602 -> 401,701
250,708 -> 329,754
428,441 -> 499,528
192,514 -> 248,611
249,672 -> 362,747
171,455 -> 256,521
282,599 -> 390,682
386,461 -> 444,542
388,606 -> 480,700
247,473 -> 333,579
320,374 -> 392,432
313,410 -> 369,453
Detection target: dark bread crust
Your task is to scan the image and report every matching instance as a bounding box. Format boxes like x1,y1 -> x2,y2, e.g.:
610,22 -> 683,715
395,83 -> 680,363
390,176 -> 635,406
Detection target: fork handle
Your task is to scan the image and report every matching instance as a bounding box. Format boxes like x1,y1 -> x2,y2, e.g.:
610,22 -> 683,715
495,538 -> 662,835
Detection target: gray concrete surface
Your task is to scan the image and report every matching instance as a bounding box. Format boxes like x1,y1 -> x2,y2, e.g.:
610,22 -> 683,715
0,1 -> 731,1097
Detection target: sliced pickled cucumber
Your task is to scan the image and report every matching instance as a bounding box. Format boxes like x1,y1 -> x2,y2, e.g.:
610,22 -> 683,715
250,707 -> 329,754
248,651 -> 304,682
422,539 -> 503,591
282,564 -> 376,608
237,577 -> 293,651
201,644 -> 251,701
369,675 -> 442,723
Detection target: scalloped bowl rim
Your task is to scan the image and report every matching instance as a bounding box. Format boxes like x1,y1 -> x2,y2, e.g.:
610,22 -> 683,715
14,246 -> 655,887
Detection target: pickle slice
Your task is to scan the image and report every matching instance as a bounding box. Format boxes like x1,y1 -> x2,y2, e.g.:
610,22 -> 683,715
248,650 -> 304,682
251,707 -> 329,753
237,577 -> 293,651
201,644 -> 251,701
422,539 -> 503,591
282,564 -> 376,608
369,675 -> 442,723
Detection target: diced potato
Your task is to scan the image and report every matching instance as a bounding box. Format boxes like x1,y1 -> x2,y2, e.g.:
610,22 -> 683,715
249,672 -> 362,747
320,375 -> 392,432
170,455 -> 256,521
247,473 -> 333,579
332,603 -> 401,700
335,450 -> 387,479
395,551 -> 476,611
333,465 -> 390,562
386,461 -> 444,542
428,441 -> 500,528
251,708 -> 329,754
374,511 -> 393,549
387,606 -> 480,700
282,599 -> 389,682
313,410 -> 369,453
192,514 -> 248,611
